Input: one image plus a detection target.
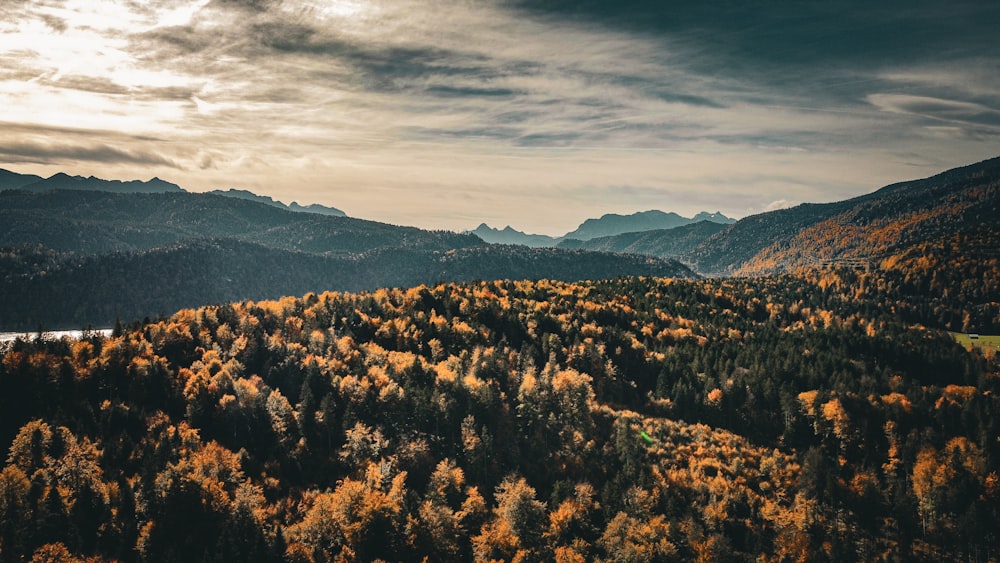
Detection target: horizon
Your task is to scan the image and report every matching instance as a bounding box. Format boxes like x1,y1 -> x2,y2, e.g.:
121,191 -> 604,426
2,1 -> 999,236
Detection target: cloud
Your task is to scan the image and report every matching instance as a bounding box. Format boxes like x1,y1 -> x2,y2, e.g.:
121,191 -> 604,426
867,93 -> 1000,131
0,140 -> 179,167
763,199 -> 794,212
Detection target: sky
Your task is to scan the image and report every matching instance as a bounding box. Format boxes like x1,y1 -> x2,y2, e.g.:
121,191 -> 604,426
1,0 -> 998,235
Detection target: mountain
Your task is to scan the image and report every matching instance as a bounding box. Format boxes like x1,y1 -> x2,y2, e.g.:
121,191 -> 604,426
1,168 -> 348,218
209,188 -> 346,217
557,220 -> 728,257
469,223 -> 559,247
692,211 -> 736,224
686,156 -> 1000,277
16,171 -> 184,193
563,209 -> 734,241
0,169 -> 43,190
0,190 -> 472,256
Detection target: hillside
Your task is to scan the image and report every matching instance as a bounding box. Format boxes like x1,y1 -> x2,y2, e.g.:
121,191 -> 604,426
686,156 -> 1000,277
0,240 -> 694,330
0,274 -> 995,561
738,158 -> 1000,275
558,220 -> 728,257
0,169 -> 43,191
0,189 -> 475,256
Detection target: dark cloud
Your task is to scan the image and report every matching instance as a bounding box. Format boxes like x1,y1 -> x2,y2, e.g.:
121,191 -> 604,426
424,85 -> 520,98
516,131 -> 587,147
210,0 -> 281,12
38,14 -> 67,32
40,75 -> 131,96
0,140 -> 178,168
54,76 -> 197,102
402,125 -> 523,142
508,0 -> 1000,109
508,1 -> 999,63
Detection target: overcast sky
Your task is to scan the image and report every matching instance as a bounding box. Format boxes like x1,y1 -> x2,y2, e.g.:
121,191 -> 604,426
1,0 -> 998,235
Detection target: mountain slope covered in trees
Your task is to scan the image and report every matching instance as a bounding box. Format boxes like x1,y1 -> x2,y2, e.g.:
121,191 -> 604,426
0,240 -> 694,330
0,190 -> 471,256
0,272 -> 996,561
686,156 -> 1000,276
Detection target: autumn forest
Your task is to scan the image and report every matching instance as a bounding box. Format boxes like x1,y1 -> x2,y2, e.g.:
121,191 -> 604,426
1,266 -> 998,562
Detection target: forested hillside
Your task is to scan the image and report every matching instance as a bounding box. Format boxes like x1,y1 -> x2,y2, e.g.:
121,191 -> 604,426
0,241 -> 693,330
738,158 -> 1000,276
686,156 -> 1000,276
0,190 -> 473,256
1,272 -> 997,561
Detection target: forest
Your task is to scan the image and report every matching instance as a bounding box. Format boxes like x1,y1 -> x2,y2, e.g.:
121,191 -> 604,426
1,268 -> 997,561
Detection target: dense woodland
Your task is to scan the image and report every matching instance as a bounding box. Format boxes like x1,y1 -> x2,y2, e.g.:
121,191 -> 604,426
1,270 -> 997,561
0,241 -> 692,330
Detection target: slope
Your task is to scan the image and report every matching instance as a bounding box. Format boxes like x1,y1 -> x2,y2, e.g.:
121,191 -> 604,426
686,156 -> 1000,276
736,156 -> 1000,281
0,189 -> 476,255
0,240 -> 695,329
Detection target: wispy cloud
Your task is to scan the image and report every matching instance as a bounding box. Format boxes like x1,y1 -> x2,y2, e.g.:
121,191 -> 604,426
1,0 -> 998,234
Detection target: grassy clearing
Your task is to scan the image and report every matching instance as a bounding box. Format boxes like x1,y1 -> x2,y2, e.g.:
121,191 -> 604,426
950,332 -> 1000,355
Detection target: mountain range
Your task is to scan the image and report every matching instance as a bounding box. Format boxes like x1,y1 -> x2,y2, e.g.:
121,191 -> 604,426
471,210 -> 736,247
0,169 -> 345,217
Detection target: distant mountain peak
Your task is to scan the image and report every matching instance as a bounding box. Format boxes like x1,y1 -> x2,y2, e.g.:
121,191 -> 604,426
15,172 -> 185,194
469,223 -> 558,248
563,209 -> 732,241
692,211 -> 735,224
